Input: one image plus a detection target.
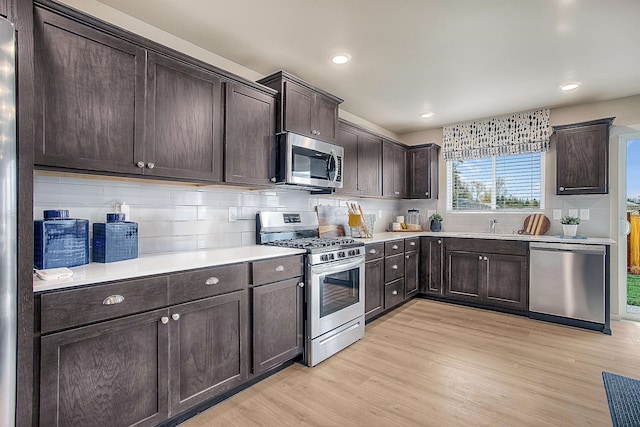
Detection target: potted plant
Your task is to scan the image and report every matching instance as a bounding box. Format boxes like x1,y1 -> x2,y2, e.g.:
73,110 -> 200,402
560,216 -> 580,237
429,213 -> 443,232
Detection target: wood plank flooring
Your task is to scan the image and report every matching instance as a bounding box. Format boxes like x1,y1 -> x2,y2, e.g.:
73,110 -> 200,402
179,299 -> 640,426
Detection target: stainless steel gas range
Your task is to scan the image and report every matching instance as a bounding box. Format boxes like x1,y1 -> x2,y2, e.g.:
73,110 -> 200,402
257,211 -> 365,367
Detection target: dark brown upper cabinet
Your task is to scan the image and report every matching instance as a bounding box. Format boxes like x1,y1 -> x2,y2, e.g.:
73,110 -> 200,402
224,82 -> 277,186
33,7 -> 146,175
554,117 -> 614,195
257,71 -> 343,144
407,144 -> 440,199
335,120 -> 382,197
145,52 -> 223,182
382,140 -> 407,198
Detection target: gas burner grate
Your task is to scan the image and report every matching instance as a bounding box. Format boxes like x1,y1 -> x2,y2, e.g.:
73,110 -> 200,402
266,237 -> 356,250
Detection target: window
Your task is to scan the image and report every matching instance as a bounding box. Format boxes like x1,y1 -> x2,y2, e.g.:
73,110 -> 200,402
447,153 -> 545,212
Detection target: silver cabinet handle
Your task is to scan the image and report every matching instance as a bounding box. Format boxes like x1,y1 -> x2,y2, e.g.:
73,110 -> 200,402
559,186 -> 565,192
392,265 -> 398,270
392,245 -> 398,250
270,177 -> 276,182
437,240 -> 441,244
394,191 -> 400,195
136,161 -> 145,168
405,255 -> 410,259
369,249 -> 377,254
147,162 -> 155,169
161,316 -> 169,324
275,265 -> 284,272
410,242 -> 416,246
172,313 -> 180,321
425,192 -> 429,196
392,290 -> 398,295
478,256 -> 483,260
483,257 -> 488,261
205,276 -> 219,285
298,282 -> 304,288
102,295 -> 124,305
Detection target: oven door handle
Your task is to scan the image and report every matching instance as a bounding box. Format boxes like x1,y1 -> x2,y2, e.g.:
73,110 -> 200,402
310,256 -> 364,275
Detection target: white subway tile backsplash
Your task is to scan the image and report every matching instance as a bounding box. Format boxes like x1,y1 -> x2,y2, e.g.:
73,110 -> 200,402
171,221 -> 199,236
197,206 -> 229,220
138,221 -> 171,238
170,190 -> 204,206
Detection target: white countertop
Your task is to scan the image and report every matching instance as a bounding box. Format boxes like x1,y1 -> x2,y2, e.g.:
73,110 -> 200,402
33,246 -> 306,293
355,231 -> 616,246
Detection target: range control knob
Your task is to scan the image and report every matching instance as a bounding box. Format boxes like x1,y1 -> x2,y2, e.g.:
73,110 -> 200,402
321,254 -> 329,262
338,251 -> 346,258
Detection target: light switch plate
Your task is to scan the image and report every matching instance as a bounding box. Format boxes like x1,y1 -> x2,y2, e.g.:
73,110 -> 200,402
228,206 -> 237,223
552,209 -> 562,220
579,209 -> 590,220
568,209 -> 578,218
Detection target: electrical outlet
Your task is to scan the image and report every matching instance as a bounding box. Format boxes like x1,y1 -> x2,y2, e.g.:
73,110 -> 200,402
552,209 -> 562,220
378,210 -> 383,219
228,207 -> 237,223
579,209 -> 590,220
568,209 -> 578,218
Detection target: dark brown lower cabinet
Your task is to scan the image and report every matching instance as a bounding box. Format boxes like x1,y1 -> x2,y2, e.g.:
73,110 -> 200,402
364,257 -> 384,321
168,291 -> 248,416
40,309 -> 169,427
483,253 -> 528,311
252,277 -> 304,375
445,250 -> 482,302
384,279 -> 404,310
419,237 -> 443,296
404,250 -> 419,298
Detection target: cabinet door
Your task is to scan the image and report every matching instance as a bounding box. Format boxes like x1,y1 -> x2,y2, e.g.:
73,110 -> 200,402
384,279 -> 404,310
404,250 -> 419,299
335,123 -> 360,194
556,123 -> 608,194
419,237 -> 443,296
225,82 -> 276,186
364,258 -> 384,321
145,52 -> 222,182
252,278 -> 303,375
283,81 -> 314,138
382,141 -> 407,198
483,254 -> 528,311
34,7 -> 145,174
168,290 -> 248,415
358,132 -> 382,196
385,253 -> 405,282
408,145 -> 439,199
313,93 -> 339,143
40,309 -> 169,427
445,251 -> 481,301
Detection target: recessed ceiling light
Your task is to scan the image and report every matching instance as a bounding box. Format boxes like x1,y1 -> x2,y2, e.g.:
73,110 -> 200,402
420,112 -> 434,119
560,81 -> 581,91
330,52 -> 352,64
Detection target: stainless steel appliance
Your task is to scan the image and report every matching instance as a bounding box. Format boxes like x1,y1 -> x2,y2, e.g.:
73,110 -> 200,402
257,211 -> 364,366
529,242 -> 610,334
0,16 -> 16,426
275,132 -> 343,190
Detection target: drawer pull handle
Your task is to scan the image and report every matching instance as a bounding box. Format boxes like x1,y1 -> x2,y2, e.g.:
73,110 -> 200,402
276,265 -> 284,272
172,313 -> 180,321
437,240 -> 441,244
102,295 -> 124,305
483,257 -> 488,261
369,249 -> 377,254
392,245 -> 398,250
392,290 -> 398,295
410,242 -> 416,246
205,276 -> 220,285
392,265 -> 398,270
298,282 -> 304,288
406,255 -> 410,259
161,316 -> 169,324
479,256 -> 483,260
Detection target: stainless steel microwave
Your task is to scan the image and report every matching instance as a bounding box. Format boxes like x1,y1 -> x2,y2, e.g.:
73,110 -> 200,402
276,132 -> 343,189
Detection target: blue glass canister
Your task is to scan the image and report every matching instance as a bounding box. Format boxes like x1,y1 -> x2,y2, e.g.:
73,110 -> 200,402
34,210 -> 90,269
92,213 -> 138,263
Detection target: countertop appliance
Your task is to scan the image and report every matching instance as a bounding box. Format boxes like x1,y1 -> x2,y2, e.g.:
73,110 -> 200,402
0,15 -> 16,426
275,132 -> 343,190
529,242 -> 610,334
257,211 -> 365,366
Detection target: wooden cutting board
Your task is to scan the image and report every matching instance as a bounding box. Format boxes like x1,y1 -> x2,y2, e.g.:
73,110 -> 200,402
518,214 -> 550,235
316,205 -> 349,237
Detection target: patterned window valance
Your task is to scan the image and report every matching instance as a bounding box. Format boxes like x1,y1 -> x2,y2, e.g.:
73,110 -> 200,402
442,108 -> 551,161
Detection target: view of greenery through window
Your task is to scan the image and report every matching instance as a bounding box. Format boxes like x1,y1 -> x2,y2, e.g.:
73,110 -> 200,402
627,139 -> 639,309
448,153 -> 543,211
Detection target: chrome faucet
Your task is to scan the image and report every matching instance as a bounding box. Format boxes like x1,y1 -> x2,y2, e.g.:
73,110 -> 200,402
489,219 -> 498,234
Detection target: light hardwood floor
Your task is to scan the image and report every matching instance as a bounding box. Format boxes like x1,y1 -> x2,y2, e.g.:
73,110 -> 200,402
179,299 -> 640,426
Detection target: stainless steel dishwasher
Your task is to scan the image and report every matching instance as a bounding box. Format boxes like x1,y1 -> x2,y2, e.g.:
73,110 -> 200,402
529,242 -> 609,333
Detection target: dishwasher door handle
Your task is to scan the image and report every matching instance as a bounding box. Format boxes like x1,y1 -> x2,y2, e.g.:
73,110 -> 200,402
529,242 -> 605,254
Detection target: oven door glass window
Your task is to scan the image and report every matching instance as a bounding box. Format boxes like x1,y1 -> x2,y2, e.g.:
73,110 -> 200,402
319,266 -> 360,318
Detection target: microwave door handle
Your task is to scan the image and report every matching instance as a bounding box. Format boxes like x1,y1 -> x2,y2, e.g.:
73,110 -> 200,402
329,150 -> 338,185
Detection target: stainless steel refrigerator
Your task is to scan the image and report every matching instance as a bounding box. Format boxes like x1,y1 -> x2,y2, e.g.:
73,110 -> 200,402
0,15 -> 16,427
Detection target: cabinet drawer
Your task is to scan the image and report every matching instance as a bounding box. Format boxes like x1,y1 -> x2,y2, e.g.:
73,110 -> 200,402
168,262 -> 249,305
445,238 -> 528,256
40,276 -> 168,333
405,238 -> 419,252
365,243 -> 384,261
384,279 -> 404,310
385,240 -> 404,256
385,253 -> 405,282
252,255 -> 304,285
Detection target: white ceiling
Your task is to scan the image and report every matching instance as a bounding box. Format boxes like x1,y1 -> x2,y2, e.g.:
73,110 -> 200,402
95,0 -> 640,135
